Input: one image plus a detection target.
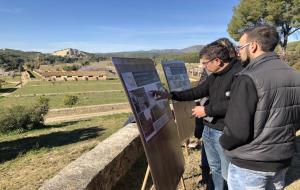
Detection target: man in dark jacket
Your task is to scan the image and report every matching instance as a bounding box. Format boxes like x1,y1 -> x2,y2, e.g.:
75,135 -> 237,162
154,39 -> 243,190
220,26 -> 300,190
194,69 -> 212,189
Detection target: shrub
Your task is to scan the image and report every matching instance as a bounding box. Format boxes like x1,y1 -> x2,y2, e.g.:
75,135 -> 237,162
0,106 -> 29,133
63,65 -> 80,71
28,96 -> 49,129
0,96 -> 50,133
63,95 -> 79,107
81,61 -> 90,66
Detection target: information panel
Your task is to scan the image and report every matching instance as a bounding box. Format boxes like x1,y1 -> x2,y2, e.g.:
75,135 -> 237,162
162,60 -> 195,141
112,57 -> 184,190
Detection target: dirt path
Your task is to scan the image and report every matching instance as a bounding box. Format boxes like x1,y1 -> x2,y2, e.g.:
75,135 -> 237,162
46,102 -> 130,118
44,108 -> 132,124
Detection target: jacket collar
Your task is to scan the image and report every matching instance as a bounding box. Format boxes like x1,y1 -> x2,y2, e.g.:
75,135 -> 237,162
214,60 -> 234,76
245,52 -> 279,70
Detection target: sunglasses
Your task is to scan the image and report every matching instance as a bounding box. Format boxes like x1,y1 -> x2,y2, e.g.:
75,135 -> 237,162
201,58 -> 216,65
236,42 -> 251,51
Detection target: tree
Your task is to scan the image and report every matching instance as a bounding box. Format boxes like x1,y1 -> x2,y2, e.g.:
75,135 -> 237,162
63,64 -> 80,71
228,0 -> 300,51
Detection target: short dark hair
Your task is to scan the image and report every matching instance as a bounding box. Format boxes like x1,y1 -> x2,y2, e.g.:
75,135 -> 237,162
214,38 -> 237,59
243,26 -> 279,52
199,40 -> 231,62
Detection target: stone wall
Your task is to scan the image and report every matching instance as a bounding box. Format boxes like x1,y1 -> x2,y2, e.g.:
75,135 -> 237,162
39,123 -> 143,190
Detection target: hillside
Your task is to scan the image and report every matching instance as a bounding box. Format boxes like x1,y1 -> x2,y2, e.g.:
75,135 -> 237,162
0,48 -> 42,59
0,48 -> 104,71
96,45 -> 204,58
285,41 -> 300,70
52,48 -> 89,58
1,41 -> 299,71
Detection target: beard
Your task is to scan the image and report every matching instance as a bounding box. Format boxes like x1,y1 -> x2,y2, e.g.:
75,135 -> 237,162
241,48 -> 251,67
241,56 -> 250,67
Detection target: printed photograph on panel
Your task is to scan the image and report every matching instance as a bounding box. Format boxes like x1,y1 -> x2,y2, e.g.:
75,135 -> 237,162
156,82 -> 165,92
137,110 -> 155,140
129,87 -> 150,113
172,80 -> 182,91
150,100 -> 168,122
122,72 -> 137,90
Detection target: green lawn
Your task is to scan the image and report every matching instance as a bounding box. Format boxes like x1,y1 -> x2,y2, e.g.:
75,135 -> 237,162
0,75 -> 21,83
0,113 -> 131,190
13,80 -> 123,96
0,76 -> 21,89
0,90 -> 127,109
0,79 -> 127,109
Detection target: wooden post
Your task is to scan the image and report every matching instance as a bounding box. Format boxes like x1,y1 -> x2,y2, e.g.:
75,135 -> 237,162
185,139 -> 190,155
181,177 -> 186,190
141,165 -> 151,190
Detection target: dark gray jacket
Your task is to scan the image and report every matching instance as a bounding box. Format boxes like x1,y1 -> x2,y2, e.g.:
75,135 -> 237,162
224,52 -> 300,162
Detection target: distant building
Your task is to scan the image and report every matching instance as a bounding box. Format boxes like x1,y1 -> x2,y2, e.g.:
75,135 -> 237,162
188,64 -> 203,77
0,68 -> 5,76
0,68 -> 15,77
35,70 -> 107,81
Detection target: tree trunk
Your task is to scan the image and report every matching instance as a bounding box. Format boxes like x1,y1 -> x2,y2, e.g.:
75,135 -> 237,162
279,28 -> 288,57
280,36 -> 287,53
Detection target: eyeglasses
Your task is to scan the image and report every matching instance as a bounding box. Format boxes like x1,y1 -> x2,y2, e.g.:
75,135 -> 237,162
236,42 -> 251,51
201,58 -> 215,65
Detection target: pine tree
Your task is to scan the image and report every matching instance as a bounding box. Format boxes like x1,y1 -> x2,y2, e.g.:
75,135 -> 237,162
228,0 -> 300,51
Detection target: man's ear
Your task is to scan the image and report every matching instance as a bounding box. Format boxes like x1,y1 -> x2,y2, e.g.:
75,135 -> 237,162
250,42 -> 258,53
216,58 -> 224,67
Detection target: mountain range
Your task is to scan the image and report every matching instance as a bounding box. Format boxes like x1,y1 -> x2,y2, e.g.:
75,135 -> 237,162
1,45 -> 204,58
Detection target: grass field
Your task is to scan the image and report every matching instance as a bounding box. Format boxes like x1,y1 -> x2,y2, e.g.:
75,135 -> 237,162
13,80 -> 123,95
0,80 -> 127,109
0,75 -> 21,83
0,75 -> 21,89
0,90 -> 127,109
0,112 -> 131,190
0,69 -> 178,109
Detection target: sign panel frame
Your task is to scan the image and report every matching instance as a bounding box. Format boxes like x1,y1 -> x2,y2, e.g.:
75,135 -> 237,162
112,57 -> 185,190
161,60 -> 195,141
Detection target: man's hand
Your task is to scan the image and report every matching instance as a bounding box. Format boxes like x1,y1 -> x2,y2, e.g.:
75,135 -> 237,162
151,89 -> 171,100
192,106 -> 206,118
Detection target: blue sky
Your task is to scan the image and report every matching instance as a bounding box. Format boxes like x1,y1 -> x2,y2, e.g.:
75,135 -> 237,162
1,0 -> 242,53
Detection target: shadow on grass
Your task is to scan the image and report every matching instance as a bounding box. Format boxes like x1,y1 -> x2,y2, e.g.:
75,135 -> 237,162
285,135 -> 300,186
42,119 -> 92,129
0,87 -> 18,93
0,126 -> 104,163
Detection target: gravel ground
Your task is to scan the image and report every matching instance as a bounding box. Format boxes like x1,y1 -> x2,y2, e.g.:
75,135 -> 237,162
177,138 -> 209,190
